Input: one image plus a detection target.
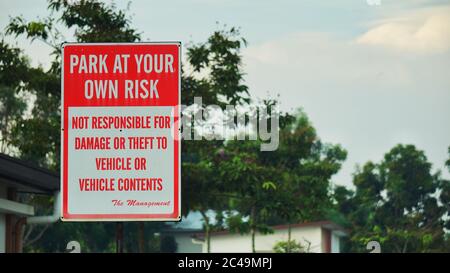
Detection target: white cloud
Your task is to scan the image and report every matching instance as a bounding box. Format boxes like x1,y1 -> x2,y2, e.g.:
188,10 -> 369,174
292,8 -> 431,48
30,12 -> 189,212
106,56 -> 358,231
242,7 -> 450,188
357,5 -> 450,53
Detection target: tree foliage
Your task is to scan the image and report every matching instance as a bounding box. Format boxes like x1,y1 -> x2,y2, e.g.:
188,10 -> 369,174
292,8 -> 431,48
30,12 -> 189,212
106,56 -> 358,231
2,0 -> 448,253
3,0 -> 147,252
212,110 -> 346,252
273,240 -> 306,253
336,144 -> 449,252
0,42 -> 28,153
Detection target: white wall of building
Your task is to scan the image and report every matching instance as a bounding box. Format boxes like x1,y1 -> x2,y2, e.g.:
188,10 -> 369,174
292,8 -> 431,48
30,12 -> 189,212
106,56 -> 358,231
205,226 -> 324,253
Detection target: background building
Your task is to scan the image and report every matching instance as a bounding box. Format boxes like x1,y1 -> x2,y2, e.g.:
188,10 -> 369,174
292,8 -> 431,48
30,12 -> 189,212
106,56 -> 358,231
167,220 -> 348,253
0,153 -> 59,253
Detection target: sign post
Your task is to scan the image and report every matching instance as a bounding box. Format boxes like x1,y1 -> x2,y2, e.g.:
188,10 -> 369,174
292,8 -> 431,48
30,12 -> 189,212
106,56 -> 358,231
61,43 -> 181,222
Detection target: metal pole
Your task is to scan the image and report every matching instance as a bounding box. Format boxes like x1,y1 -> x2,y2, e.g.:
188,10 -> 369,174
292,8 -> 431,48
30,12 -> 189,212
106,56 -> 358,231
116,222 -> 124,253
138,222 -> 145,253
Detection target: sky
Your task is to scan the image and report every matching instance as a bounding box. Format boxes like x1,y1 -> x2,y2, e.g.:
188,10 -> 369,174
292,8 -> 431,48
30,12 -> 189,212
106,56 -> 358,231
1,0 -> 449,191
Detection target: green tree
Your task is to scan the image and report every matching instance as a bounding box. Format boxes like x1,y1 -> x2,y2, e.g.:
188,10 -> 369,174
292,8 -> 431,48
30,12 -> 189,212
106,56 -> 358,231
3,0 -> 144,252
216,110 -> 346,253
0,42 -> 28,153
184,26 -> 249,106
2,0 -> 257,252
215,139 -> 278,252
272,112 -> 346,252
1,0 -> 352,254
273,240 -> 306,253
337,144 -> 449,252
441,147 -> 450,231
5,0 -> 141,169
181,27 -> 250,252
446,146 -> 450,171
183,159 -> 228,253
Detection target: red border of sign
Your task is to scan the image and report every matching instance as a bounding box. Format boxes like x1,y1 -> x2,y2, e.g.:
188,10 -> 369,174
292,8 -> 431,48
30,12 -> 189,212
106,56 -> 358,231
61,43 -> 181,221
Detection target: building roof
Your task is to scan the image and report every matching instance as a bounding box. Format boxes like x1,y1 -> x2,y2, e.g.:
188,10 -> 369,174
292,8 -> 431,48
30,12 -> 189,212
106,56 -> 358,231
192,220 -> 349,239
272,220 -> 348,234
0,153 -> 59,194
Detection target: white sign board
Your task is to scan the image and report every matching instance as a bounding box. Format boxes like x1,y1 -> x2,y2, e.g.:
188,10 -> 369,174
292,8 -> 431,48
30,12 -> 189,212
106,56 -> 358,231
61,43 -> 181,221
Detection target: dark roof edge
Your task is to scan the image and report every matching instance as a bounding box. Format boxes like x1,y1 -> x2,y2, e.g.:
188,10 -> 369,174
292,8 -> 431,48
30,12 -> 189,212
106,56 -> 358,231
0,153 -> 59,192
0,153 -> 58,177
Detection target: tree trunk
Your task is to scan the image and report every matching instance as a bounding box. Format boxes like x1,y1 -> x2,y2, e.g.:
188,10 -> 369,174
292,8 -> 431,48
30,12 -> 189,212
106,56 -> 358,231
402,239 -> 409,253
251,206 -> 256,253
200,210 -> 211,253
287,223 -> 292,253
251,230 -> 256,253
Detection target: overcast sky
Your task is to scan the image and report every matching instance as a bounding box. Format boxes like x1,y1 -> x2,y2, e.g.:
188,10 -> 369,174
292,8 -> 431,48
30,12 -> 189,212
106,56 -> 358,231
1,0 -> 449,189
